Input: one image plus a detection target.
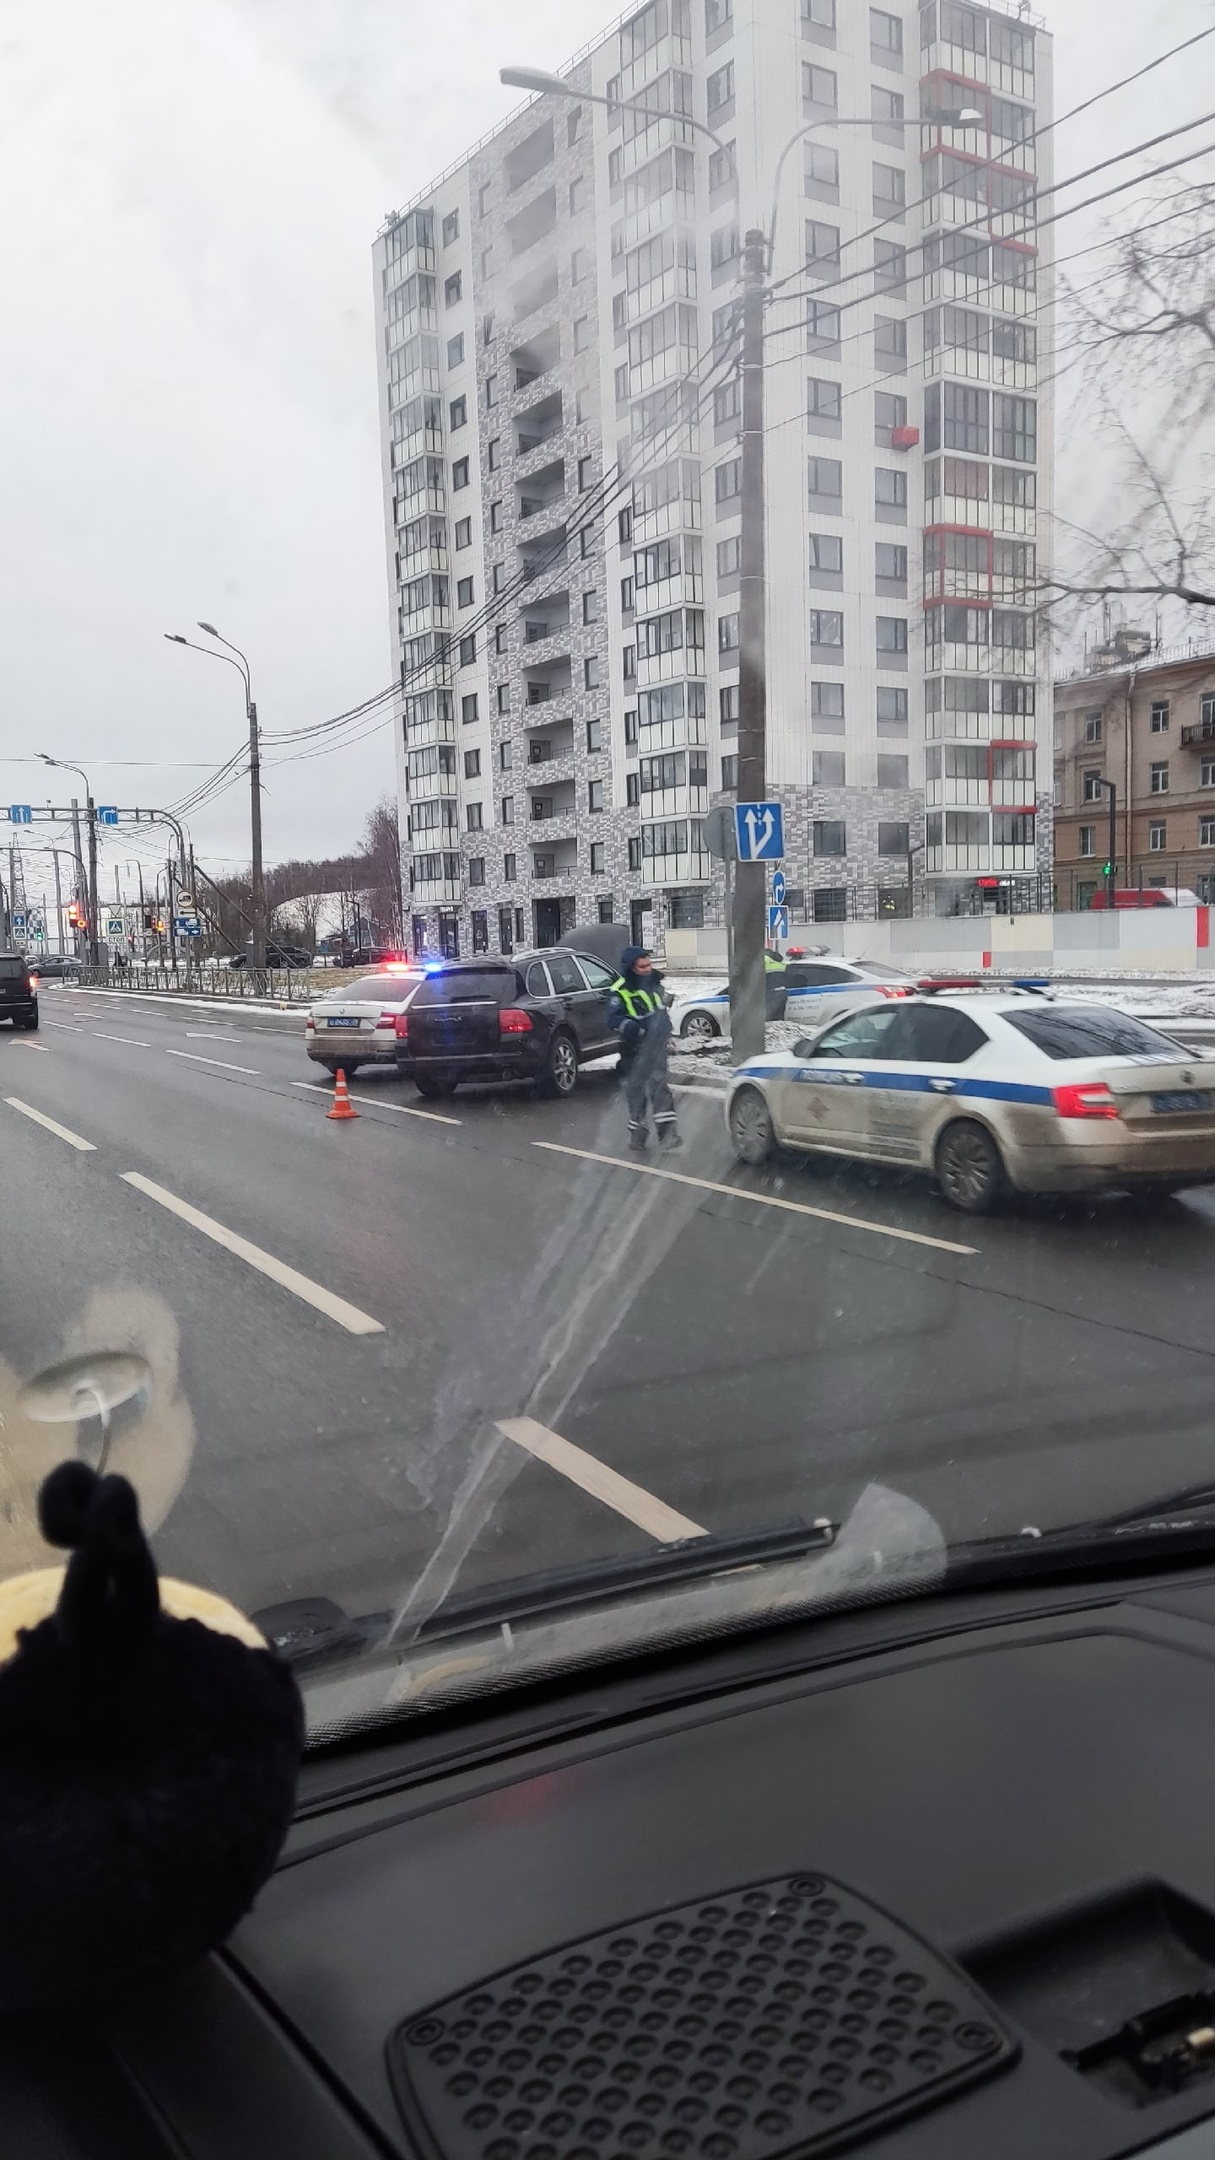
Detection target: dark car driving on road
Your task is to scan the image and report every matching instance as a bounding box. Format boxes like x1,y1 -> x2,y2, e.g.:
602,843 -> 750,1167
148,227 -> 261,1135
395,951 -> 622,1099
0,954 -> 38,1030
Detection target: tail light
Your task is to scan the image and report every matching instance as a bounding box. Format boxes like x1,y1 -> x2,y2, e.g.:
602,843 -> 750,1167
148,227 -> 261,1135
377,1010 -> 398,1029
394,1013 -> 409,1040
499,1007 -> 533,1034
305,1016 -> 315,1032
876,985 -> 912,999
1053,1082 -> 1120,1121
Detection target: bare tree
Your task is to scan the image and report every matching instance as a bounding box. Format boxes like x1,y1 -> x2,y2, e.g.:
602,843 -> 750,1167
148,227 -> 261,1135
1053,179 -> 1215,622
361,795 -> 403,942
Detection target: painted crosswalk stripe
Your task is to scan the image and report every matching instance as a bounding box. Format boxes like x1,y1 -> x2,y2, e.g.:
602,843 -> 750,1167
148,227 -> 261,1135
4,1098 -> 96,1151
530,1142 -> 978,1257
119,1173 -> 384,1335
495,1416 -> 705,1543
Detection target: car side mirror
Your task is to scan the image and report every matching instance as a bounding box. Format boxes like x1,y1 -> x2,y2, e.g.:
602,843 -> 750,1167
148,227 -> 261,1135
792,1039 -> 816,1057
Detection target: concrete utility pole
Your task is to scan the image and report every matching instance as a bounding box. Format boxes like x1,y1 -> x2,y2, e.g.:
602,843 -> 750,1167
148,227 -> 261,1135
164,625 -> 265,967
728,227 -> 770,1064
39,759 -> 99,965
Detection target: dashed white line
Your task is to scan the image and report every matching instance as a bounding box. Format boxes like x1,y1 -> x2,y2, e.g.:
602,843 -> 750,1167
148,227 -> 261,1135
92,1031 -> 151,1048
495,1417 -> 706,1543
530,1142 -> 979,1257
165,1049 -> 260,1075
43,1020 -> 85,1032
4,1098 -> 96,1151
119,1173 -> 384,1335
291,1080 -> 461,1126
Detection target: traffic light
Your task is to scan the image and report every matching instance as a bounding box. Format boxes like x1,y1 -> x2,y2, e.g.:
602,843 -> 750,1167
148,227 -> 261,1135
67,900 -> 85,931
143,909 -> 155,931
1102,861 -> 1112,878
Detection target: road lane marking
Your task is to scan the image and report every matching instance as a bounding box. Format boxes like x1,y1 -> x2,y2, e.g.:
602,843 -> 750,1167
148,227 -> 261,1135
4,1098 -> 96,1151
92,1031 -> 151,1048
44,1020 -> 85,1032
186,1030 -> 241,1039
291,1080 -> 461,1126
530,1142 -> 979,1256
14,1041 -> 49,1051
495,1417 -> 706,1543
165,1049 -> 260,1075
118,1173 -> 385,1335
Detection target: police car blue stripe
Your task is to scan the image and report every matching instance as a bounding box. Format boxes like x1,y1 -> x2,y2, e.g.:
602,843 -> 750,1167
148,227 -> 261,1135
735,1063 -> 1053,1106
689,981 -> 869,1009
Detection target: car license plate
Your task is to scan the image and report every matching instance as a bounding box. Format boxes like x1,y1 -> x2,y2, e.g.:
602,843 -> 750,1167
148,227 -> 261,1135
1152,1090 -> 1212,1113
325,1016 -> 358,1029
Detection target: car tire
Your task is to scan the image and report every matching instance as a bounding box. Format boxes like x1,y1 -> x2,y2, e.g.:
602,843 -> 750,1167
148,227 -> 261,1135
534,1030 -> 579,1100
679,1010 -> 721,1042
21,1013 -> 39,1031
415,1072 -> 458,1099
729,1084 -> 775,1165
935,1118 -> 1006,1214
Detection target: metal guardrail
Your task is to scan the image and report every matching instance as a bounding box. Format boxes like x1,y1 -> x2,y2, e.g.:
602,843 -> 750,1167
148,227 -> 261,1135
75,964 -> 314,1003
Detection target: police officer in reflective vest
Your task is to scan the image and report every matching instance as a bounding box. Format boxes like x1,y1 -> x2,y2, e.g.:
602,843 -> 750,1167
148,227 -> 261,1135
608,945 -> 681,1153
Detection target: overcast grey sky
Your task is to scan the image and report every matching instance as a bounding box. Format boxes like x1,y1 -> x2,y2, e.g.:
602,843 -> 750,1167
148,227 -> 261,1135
0,0 -> 1210,888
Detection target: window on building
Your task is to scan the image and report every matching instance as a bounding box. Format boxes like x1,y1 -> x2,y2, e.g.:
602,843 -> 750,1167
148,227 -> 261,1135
1150,760 -> 1170,794
568,107 -> 582,145
589,840 -> 607,873
628,836 -> 643,870
710,223 -> 739,271
447,333 -> 465,368
490,500 -> 503,532
715,459 -> 742,505
569,176 -> 586,215
874,316 -> 907,367
806,220 -> 841,269
721,754 -> 738,789
496,683 -> 510,714
449,394 -> 467,429
875,467 -> 907,508
588,779 -> 606,812
582,654 -> 599,689
707,60 -> 735,110
503,851 -> 517,881
808,299 -> 842,348
808,377 -> 842,421
1149,819 -> 1167,851
459,632 -> 477,664
875,542 -> 907,582
877,753 -> 909,787
442,209 -> 460,245
808,456 -> 843,501
813,887 -> 848,923
870,7 -> 903,52
714,379 -> 741,427
452,456 -> 470,489
1078,826 -> 1095,857
461,692 -> 479,725
720,684 -> 739,726
813,820 -> 846,856
481,246 -> 494,279
454,517 -> 472,549
1202,758 -> 1215,789
444,272 -> 462,306
1150,701 -> 1170,733
813,750 -> 846,786
578,454 -> 594,491
486,437 -> 500,471
809,532 -> 844,573
804,0 -> 836,24
494,622 -> 508,655
573,316 -> 590,352
811,680 -> 845,722
806,142 -> 838,189
478,182 -> 491,216
803,63 -> 838,107
809,609 -> 843,647
580,589 -> 597,625
1082,769 -> 1103,802
457,576 -> 474,608
1083,712 -> 1102,742
626,772 -> 641,806
466,802 -> 483,832
877,685 -> 908,733
876,615 -> 907,653
618,505 -> 633,546
708,141 -> 736,190
879,821 -> 910,854
992,392 -> 1036,462
464,749 -> 481,779
871,86 -> 904,125
580,527 -> 595,558
874,239 -> 906,290
872,161 -> 905,213
625,707 -> 639,742
500,796 -> 514,825
498,740 -> 512,770
718,612 -> 740,654
570,247 -> 588,286
1202,818 -> 1215,847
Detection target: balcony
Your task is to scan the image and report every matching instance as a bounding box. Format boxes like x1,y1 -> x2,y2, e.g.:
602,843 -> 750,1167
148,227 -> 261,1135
532,848 -> 578,879
505,120 -> 554,195
516,390 -> 564,461
526,740 -> 576,783
511,259 -> 560,326
1181,718 -> 1215,747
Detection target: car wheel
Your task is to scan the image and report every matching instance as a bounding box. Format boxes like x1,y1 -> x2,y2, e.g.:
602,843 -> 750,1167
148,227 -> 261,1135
729,1084 -> 775,1165
534,1030 -> 578,1099
19,1012 -> 38,1032
935,1119 -> 1006,1214
680,1010 -> 720,1042
415,1072 -> 458,1099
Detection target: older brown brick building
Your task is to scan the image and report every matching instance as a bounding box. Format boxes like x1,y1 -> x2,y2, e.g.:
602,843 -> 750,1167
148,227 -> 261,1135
1054,633 -> 1215,908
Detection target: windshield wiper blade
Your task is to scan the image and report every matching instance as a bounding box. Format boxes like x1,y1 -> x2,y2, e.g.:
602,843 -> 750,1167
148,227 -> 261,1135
407,1519 -> 838,1645
946,1503 -> 1215,1590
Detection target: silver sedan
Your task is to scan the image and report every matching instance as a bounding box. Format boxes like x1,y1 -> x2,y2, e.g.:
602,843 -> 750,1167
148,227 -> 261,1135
304,971 -> 424,1075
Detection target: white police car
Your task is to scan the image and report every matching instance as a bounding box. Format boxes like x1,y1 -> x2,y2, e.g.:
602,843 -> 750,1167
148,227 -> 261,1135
671,958 -> 914,1041
725,985 -> 1215,1213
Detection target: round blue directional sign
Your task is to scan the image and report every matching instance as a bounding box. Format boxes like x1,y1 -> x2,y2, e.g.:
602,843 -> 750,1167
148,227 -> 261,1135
771,870 -> 786,905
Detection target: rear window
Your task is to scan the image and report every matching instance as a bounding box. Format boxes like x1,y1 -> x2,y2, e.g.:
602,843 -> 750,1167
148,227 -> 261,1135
324,975 -> 420,1003
413,970 -> 513,1006
0,957 -> 28,980
1003,1005 -> 1184,1061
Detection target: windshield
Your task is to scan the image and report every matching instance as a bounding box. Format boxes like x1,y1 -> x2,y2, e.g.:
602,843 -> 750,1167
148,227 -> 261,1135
7,0 -> 1215,1743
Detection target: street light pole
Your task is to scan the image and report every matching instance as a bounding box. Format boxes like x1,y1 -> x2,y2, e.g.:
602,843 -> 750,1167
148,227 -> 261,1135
165,626 -> 265,968
730,227 -> 770,1062
1096,778 -> 1118,904
39,755 -> 100,967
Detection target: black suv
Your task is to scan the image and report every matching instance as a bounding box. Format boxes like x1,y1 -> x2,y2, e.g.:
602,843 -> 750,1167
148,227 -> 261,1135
395,951 -> 622,1099
0,954 -> 38,1030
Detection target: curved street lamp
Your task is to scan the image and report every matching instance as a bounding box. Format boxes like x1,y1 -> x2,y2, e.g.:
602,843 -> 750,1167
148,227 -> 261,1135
37,752 -> 99,966
165,624 -> 265,968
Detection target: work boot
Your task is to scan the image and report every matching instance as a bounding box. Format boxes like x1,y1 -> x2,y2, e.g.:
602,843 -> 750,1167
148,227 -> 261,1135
628,1125 -> 649,1152
657,1122 -> 682,1153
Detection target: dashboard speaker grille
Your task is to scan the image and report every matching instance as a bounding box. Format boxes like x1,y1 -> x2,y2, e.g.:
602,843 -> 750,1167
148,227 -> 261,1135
388,1872 -> 1015,2160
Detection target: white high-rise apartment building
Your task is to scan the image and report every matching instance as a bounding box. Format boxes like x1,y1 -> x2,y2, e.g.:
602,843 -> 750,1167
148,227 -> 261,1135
374,0 -> 1052,961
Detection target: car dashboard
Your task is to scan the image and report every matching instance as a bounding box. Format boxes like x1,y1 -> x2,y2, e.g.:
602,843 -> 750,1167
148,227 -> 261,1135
14,1563 -> 1215,2159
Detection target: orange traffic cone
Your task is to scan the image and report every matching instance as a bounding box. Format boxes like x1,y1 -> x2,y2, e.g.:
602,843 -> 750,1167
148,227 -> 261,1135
327,1067 -> 359,1121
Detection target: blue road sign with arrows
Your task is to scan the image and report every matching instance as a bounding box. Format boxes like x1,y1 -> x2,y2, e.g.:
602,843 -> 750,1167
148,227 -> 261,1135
8,806 -> 31,824
771,870 -> 786,905
767,905 -> 790,941
97,806 -> 119,826
734,801 -> 784,862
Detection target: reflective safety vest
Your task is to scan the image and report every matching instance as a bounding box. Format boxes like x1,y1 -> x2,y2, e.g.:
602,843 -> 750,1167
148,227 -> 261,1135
611,977 -> 665,1019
